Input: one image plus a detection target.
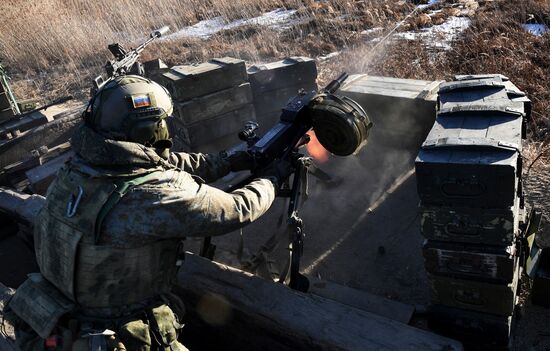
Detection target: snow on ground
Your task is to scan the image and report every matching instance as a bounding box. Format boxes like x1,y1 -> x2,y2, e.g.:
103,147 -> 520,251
394,16 -> 471,50
523,23 -> 549,36
162,9 -> 298,40
417,0 -> 440,10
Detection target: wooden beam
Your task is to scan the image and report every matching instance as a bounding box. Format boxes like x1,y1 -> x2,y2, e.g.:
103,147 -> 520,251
175,254 -> 462,351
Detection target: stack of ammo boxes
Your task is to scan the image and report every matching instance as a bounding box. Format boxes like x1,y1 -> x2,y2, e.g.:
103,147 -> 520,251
156,56 -> 318,152
159,57 -> 255,152
248,57 -> 317,133
415,75 -> 531,347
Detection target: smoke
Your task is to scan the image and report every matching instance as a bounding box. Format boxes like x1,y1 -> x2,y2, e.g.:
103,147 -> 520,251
204,90 -> 436,301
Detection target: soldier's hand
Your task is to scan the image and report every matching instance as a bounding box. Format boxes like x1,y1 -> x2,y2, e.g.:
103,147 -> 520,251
222,150 -> 256,172
256,159 -> 294,188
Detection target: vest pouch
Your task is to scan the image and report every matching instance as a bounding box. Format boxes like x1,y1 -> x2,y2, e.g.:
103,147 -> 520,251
118,319 -> 152,351
8,273 -> 75,339
147,304 -> 186,351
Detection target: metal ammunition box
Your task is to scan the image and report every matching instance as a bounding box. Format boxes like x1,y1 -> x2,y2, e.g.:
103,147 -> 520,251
253,83 -> 316,131
428,304 -> 513,347
423,240 -> 517,282
0,106 -> 15,122
174,83 -> 253,125
17,100 -> 37,113
416,75 -> 529,209
0,92 -> 11,109
337,75 -> 441,148
170,104 -> 255,148
247,57 -> 317,93
428,263 -> 519,316
161,57 -> 247,101
420,199 -> 520,245
248,57 -> 317,132
143,58 -> 170,85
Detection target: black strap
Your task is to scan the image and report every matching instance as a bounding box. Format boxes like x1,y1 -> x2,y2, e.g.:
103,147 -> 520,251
94,171 -> 161,243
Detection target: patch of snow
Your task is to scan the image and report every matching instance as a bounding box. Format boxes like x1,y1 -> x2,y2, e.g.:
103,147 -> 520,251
395,16 -> 471,50
523,23 -> 549,36
361,27 -> 384,36
162,8 -> 298,41
318,51 -> 341,61
417,0 -> 440,10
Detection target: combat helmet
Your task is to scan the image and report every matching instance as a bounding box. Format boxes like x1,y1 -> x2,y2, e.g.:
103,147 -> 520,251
84,75 -> 173,150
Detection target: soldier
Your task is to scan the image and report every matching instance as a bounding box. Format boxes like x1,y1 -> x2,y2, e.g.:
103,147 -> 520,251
8,75 -> 291,350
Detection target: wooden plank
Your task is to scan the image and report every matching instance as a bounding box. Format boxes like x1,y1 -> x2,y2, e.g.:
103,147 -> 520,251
0,106 -> 82,169
307,276 -> 415,324
175,253 -> 462,351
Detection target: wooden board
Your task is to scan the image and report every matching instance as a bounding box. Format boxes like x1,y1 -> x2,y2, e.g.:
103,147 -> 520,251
175,253 -> 462,351
307,276 -> 415,324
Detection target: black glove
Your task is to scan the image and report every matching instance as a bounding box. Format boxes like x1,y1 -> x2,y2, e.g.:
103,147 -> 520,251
222,150 -> 256,172
256,159 -> 294,188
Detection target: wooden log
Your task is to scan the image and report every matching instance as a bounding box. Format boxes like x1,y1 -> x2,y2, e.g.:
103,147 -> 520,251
306,276 -> 415,324
175,254 -> 463,351
0,187 -> 45,227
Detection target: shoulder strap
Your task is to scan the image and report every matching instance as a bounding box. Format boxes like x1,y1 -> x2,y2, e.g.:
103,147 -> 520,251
94,171 -> 162,242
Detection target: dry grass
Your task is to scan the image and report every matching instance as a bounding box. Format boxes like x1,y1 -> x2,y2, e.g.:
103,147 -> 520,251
0,0 -> 548,145
0,0 -> 414,100
318,0 -> 550,144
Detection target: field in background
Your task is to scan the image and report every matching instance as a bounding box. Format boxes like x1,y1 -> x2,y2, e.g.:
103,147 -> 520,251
0,0 -> 548,146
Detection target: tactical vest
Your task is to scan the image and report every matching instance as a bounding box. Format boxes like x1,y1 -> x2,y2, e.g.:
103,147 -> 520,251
35,165 -> 181,309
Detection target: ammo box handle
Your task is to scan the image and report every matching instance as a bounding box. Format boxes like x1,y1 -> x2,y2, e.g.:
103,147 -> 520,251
439,79 -> 505,93
454,289 -> 486,306
446,257 -> 483,274
422,137 -> 520,152
445,222 -> 481,237
438,104 -> 525,117
441,177 -> 486,198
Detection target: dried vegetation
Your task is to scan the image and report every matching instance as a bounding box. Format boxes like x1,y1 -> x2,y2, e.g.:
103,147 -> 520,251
0,0 -> 548,149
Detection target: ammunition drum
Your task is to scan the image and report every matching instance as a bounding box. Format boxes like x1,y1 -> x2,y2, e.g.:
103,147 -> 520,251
309,93 -> 372,156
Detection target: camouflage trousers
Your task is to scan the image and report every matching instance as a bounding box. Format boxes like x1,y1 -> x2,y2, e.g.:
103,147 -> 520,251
13,304 -> 189,351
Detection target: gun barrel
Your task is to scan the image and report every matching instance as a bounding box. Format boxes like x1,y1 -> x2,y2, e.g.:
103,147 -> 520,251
323,72 -> 349,93
152,26 -> 170,38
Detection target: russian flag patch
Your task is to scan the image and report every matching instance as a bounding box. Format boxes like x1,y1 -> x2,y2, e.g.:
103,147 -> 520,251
131,94 -> 152,109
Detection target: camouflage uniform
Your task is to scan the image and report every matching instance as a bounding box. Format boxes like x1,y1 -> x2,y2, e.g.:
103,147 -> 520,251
10,125 -> 276,350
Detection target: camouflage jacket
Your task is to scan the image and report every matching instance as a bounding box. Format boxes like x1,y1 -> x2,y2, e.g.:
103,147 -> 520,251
70,125 -> 276,247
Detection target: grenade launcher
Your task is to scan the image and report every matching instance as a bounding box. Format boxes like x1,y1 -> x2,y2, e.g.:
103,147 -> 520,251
201,73 -> 373,292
